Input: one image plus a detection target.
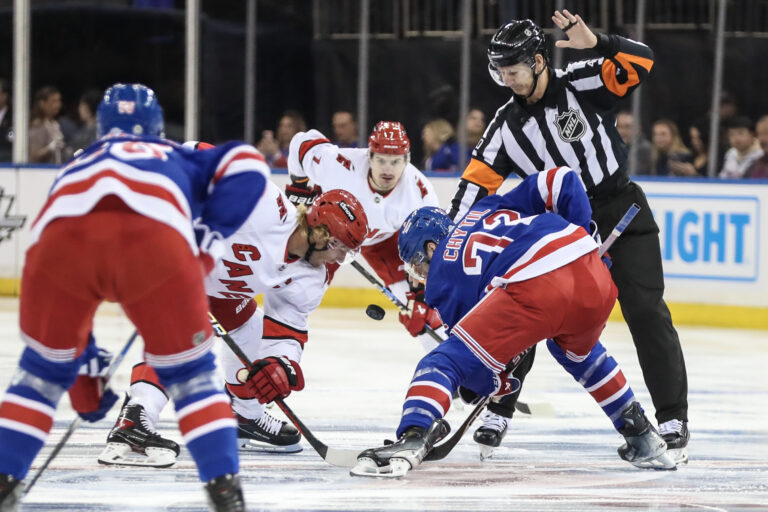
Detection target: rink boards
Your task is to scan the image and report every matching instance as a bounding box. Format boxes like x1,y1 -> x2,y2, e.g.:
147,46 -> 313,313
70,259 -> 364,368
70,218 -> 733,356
0,166 -> 766,328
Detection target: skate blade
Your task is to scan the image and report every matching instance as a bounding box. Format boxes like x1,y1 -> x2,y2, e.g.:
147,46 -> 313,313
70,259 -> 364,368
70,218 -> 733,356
97,443 -> 177,468
239,439 -> 302,454
629,449 -> 677,470
349,457 -> 411,478
478,444 -> 497,461
667,447 -> 688,465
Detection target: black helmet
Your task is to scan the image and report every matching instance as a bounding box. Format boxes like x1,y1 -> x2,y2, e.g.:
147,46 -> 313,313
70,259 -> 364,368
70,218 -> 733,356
488,19 -> 547,68
487,19 -> 548,88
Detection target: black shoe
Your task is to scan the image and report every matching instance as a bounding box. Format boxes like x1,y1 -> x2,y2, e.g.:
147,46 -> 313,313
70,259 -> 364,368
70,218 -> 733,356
617,402 -> 676,470
0,473 -> 23,512
204,473 -> 245,512
659,419 -> 689,464
351,419 -> 450,477
98,400 -> 180,467
235,411 -> 302,452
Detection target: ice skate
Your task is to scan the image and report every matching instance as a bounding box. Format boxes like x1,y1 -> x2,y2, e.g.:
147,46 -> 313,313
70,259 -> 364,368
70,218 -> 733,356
473,409 -> 509,460
236,410 -> 302,453
659,419 -> 689,464
617,402 -> 676,470
98,401 -> 180,468
204,473 -> 245,512
350,419 -> 450,478
0,473 -> 22,512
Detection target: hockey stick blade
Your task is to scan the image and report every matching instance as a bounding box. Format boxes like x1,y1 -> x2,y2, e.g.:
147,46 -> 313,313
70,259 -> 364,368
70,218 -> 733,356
272,399 -> 361,467
209,312 -> 361,468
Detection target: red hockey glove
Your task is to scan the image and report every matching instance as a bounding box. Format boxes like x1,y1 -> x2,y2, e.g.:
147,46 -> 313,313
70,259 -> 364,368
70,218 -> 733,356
285,181 -> 322,207
398,290 -> 443,337
240,356 -> 305,404
69,343 -> 119,422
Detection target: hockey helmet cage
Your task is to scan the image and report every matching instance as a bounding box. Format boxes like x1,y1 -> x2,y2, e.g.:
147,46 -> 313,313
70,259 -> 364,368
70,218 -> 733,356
398,207 -> 453,280
97,83 -> 165,138
487,20 -> 548,86
306,189 -> 369,250
368,121 -> 410,155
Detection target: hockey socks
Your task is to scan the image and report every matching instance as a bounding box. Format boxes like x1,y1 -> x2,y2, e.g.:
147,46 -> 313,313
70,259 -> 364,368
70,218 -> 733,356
156,354 -> 238,483
397,336 -> 497,437
0,348 -> 77,479
546,339 -> 635,429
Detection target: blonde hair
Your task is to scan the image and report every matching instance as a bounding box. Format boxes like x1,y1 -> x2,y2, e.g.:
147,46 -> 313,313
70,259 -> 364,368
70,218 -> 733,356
651,118 -> 690,172
653,118 -> 690,155
296,204 -> 331,246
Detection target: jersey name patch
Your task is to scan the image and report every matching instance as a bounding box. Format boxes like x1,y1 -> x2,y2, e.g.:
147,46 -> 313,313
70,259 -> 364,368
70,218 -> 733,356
554,108 -> 587,143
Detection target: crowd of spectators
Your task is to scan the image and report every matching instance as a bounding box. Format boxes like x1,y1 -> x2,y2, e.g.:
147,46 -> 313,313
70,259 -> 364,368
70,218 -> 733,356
0,79 -> 766,180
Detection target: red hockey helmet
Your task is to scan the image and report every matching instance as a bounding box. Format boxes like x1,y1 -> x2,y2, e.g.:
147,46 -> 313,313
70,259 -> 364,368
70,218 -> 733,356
306,189 -> 369,250
368,121 -> 410,155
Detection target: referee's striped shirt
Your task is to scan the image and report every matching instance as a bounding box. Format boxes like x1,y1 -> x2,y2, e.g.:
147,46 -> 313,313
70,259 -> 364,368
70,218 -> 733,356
450,33 -> 654,220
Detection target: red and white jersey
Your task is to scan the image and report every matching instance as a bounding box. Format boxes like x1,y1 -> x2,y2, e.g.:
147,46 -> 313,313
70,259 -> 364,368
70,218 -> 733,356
288,129 -> 440,247
205,180 -> 330,348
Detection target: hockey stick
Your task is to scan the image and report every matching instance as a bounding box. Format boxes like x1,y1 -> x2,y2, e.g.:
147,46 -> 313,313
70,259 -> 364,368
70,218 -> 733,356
599,203 -> 640,257
24,330 -> 139,496
350,259 -> 443,344
424,203 -> 641,462
208,312 -> 360,468
350,258 -> 547,416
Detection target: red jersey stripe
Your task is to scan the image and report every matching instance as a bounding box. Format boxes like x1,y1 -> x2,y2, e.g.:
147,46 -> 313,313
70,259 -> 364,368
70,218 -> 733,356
213,151 -> 267,184
298,138 -> 330,163
263,316 -> 308,346
497,228 -> 589,283
33,169 -> 187,228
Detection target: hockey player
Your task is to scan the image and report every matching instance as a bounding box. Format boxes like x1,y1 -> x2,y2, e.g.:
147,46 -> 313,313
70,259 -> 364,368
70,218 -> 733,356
0,83 -> 269,512
449,11 -> 689,463
98,187 -> 369,466
286,121 -> 445,353
350,166 -> 676,478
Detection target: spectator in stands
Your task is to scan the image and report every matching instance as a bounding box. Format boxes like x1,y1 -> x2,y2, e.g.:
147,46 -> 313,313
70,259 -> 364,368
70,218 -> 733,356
422,118 -> 459,172
257,109 -> 306,168
465,108 -> 486,161
745,115 -> 768,179
669,119 -> 709,177
719,116 -> 763,179
0,78 -> 12,162
616,110 -> 652,175
70,89 -> 101,152
650,118 -> 691,176
331,110 -> 358,148
29,86 -> 72,164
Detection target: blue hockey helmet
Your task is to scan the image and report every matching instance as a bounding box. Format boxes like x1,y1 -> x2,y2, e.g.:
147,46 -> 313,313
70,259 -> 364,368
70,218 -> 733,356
398,206 -> 453,282
97,83 -> 164,138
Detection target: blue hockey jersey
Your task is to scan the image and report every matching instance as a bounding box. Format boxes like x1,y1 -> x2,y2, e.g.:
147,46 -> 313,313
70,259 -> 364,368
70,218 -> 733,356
31,134 -> 269,261
426,166 -> 599,330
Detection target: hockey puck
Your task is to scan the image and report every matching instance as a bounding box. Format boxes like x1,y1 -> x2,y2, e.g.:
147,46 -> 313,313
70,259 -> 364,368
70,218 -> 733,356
366,304 -> 385,321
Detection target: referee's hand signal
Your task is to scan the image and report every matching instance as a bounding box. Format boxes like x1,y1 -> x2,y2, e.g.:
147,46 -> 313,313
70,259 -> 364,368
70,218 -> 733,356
552,9 -> 598,50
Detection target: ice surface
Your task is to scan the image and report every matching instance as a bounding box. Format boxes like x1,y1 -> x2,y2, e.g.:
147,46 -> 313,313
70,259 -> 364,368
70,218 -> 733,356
0,299 -> 766,511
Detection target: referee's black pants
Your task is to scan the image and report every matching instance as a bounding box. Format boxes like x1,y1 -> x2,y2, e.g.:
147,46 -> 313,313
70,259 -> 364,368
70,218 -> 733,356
590,180 -> 688,424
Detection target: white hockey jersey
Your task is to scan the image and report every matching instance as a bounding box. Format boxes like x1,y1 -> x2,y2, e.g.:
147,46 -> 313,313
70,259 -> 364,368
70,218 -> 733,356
288,129 -> 441,246
205,179 -> 330,358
